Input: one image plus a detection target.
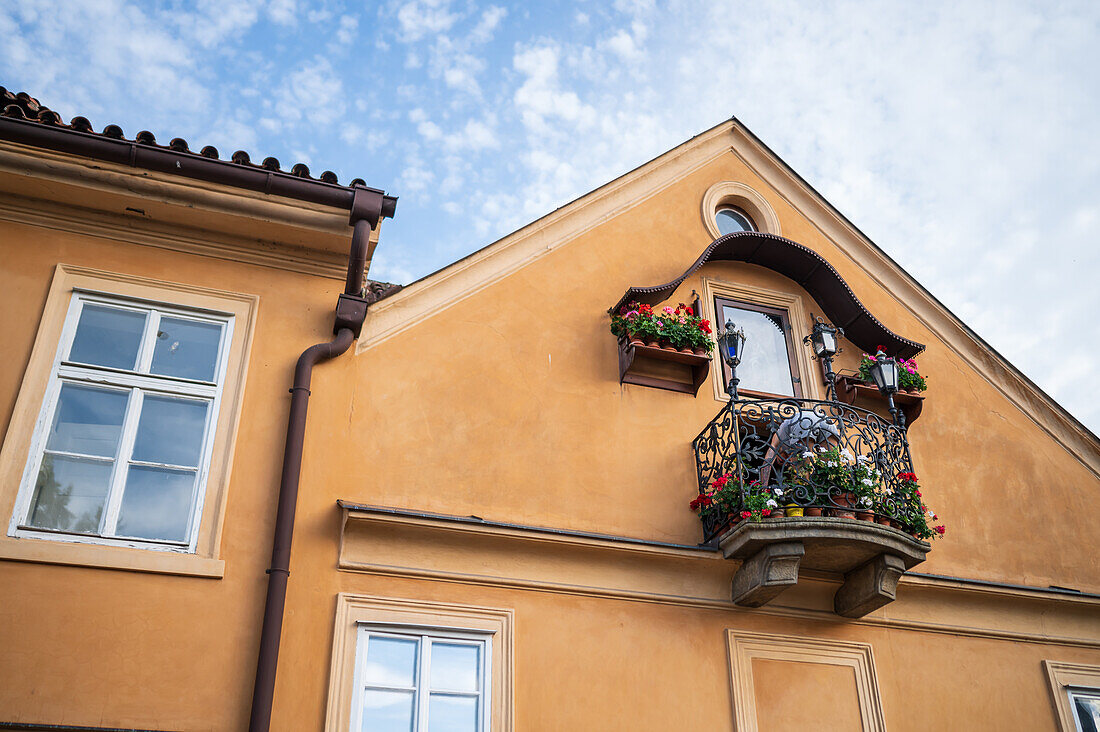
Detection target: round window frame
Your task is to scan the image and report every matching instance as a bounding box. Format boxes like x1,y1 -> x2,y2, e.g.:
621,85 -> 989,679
701,181 -> 781,239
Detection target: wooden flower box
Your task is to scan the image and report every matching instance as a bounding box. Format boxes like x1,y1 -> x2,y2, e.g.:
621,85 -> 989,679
617,338 -> 711,395
835,374 -> 924,424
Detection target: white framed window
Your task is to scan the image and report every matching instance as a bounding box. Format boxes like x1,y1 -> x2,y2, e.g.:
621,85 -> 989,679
8,291 -> 232,552
1069,688 -> 1100,732
351,625 -> 491,732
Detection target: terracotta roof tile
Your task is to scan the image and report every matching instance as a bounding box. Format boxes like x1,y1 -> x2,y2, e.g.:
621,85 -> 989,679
0,86 -> 366,188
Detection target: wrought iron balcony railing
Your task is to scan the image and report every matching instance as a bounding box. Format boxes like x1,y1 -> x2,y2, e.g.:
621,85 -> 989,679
692,397 -> 919,542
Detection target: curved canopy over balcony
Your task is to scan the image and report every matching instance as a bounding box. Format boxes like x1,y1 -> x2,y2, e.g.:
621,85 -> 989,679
610,231 -> 924,359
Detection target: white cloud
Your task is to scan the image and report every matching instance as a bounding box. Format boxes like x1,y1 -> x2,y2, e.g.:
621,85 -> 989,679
275,57 -> 345,125
513,43 -> 596,132
268,0 -> 296,26
470,5 -> 507,43
395,0 -> 459,42
336,14 -> 359,45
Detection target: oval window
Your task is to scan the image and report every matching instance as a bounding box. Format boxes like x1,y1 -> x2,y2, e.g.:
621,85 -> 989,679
715,207 -> 756,235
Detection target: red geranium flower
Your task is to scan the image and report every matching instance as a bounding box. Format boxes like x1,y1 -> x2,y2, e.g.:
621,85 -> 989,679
934,525 -> 946,535
761,509 -> 771,517
699,320 -> 712,334
740,511 -> 751,519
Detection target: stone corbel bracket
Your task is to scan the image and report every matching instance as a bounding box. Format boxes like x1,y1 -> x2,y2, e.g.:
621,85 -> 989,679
718,517 -> 929,618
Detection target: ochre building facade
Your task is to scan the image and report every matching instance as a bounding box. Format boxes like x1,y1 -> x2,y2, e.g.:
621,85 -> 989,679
1,88 -> 1098,731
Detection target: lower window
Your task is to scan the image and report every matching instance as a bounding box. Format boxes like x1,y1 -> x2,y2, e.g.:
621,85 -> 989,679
325,594 -> 512,732
352,627 -> 490,732
1069,688 -> 1100,732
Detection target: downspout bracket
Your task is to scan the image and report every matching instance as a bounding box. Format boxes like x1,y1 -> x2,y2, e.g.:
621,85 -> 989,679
333,293 -> 368,338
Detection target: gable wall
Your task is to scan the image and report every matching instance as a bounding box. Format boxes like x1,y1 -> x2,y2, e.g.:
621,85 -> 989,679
327,145 -> 1098,594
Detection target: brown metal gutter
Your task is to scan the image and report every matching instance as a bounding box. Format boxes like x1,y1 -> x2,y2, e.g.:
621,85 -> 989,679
247,188 -> 391,731
0,116 -> 399,215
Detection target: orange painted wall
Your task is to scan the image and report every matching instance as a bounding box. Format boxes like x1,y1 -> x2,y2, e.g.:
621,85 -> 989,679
0,135 -> 1097,731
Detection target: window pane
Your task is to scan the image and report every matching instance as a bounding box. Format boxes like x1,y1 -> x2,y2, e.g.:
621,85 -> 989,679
364,636 -> 419,687
131,396 -> 209,467
430,643 -> 480,692
360,689 -> 415,732
1074,693 -> 1100,732
68,304 -> 146,370
151,318 -> 223,382
28,454 -> 111,533
715,207 -> 755,235
115,466 -> 195,541
720,304 -> 794,396
46,383 -> 128,457
428,694 -> 478,732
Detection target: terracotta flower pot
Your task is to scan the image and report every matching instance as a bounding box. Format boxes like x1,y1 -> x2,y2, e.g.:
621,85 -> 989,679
875,515 -> 892,526
659,338 -> 673,350
856,510 -> 874,521
693,347 -> 707,356
628,335 -> 645,346
832,509 -> 856,520
888,519 -> 901,530
834,491 -> 856,508
803,507 -> 824,517
679,346 -> 693,354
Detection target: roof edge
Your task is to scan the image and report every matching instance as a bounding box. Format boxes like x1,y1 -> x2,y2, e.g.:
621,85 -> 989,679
0,115 -> 397,217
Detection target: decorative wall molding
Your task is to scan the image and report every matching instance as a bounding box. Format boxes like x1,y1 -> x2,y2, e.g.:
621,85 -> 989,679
1043,660 -> 1100,731
726,631 -> 886,731
700,180 -> 781,237
338,504 -> 1100,650
0,192 -> 348,280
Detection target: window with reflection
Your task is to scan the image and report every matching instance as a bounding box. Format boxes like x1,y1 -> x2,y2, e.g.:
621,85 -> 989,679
12,293 -> 231,549
715,206 -> 757,235
1070,688 -> 1100,732
714,297 -> 802,398
352,627 -> 490,732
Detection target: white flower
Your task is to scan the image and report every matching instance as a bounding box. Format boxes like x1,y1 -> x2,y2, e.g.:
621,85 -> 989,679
840,449 -> 854,463
826,461 -> 838,467
856,454 -> 871,464
861,478 -> 874,486
801,451 -> 814,459
859,497 -> 873,507
766,499 -> 778,508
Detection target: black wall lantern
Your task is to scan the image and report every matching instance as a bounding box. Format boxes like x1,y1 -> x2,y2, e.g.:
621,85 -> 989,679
718,319 -> 746,400
868,349 -> 899,394
869,348 -> 906,428
804,315 -> 843,400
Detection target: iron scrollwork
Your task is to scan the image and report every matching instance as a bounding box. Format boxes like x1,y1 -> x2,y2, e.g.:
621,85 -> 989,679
692,397 -> 917,542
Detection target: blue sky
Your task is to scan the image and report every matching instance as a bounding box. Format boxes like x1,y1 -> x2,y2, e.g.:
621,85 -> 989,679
2,0 -> 1099,434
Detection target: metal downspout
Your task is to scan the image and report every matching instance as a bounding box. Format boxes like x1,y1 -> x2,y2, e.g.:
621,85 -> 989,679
248,187 -> 390,731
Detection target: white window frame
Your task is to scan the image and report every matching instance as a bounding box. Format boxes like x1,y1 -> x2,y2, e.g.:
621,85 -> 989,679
350,624 -> 492,732
7,290 -> 233,553
1068,687 -> 1100,732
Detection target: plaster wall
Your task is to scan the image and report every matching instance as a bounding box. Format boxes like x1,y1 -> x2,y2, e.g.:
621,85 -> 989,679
0,135 -> 1097,731
0,209 -> 340,728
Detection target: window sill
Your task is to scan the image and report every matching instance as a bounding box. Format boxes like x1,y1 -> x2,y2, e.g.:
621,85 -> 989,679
0,534 -> 224,578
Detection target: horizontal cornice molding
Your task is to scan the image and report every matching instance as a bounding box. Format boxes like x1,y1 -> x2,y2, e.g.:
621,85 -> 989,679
0,190 -> 348,280
339,503 -> 1100,649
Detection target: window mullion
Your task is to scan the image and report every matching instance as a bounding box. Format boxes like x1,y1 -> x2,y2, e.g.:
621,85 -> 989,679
416,636 -> 431,732
101,388 -> 144,536
136,310 -> 160,373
